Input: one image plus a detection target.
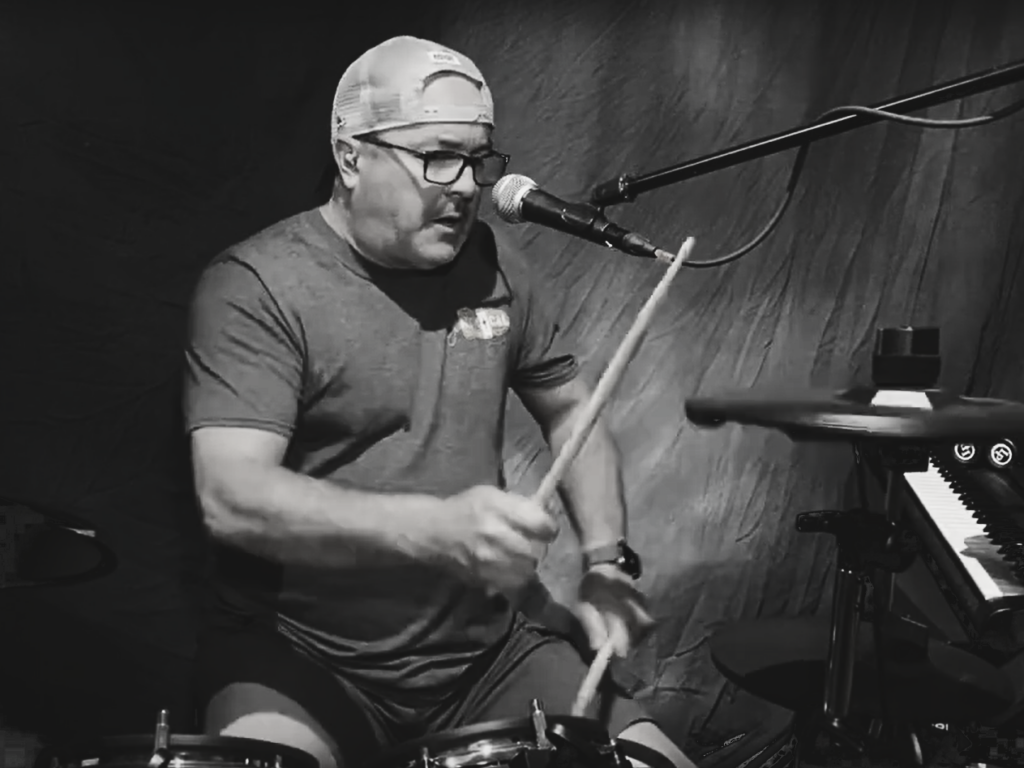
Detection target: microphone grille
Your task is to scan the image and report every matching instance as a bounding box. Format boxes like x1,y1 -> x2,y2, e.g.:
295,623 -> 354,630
491,174 -> 536,224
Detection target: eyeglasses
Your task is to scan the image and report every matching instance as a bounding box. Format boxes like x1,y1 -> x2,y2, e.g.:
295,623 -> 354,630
358,135 -> 510,187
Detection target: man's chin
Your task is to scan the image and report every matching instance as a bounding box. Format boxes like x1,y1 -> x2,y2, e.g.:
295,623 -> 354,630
412,240 -> 464,268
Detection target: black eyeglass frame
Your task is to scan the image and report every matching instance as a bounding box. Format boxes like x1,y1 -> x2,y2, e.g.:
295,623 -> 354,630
357,135 -> 510,187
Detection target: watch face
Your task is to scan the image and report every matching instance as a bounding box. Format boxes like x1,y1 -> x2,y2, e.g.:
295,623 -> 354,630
619,544 -> 641,579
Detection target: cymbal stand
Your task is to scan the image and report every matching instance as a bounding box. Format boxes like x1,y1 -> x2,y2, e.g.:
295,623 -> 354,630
856,443 -> 929,766
794,442 -> 925,764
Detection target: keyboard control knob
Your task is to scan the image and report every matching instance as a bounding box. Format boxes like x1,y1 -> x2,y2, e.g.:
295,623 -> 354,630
952,443 -> 977,463
987,440 -> 1016,469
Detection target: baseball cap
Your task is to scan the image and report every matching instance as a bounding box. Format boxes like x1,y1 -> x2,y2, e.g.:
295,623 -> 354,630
330,36 -> 494,143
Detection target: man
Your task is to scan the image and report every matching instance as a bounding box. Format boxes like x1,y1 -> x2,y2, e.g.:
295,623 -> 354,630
184,35 -> 694,768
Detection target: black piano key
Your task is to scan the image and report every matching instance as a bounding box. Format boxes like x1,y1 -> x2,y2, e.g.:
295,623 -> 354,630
983,522 -> 1017,537
984,526 -> 1019,545
936,461 -> 1024,579
987,534 -> 1013,550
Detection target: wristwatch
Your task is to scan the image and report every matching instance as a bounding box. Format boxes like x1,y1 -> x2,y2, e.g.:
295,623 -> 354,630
582,539 -> 642,580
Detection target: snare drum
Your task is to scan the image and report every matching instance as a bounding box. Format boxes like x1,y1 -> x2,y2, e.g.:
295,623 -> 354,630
369,713 -> 621,768
34,734 -> 319,768
34,708 -> 317,768
368,696 -> 676,768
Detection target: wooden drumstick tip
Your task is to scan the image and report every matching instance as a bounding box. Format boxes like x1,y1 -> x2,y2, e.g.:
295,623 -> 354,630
655,236 -> 695,265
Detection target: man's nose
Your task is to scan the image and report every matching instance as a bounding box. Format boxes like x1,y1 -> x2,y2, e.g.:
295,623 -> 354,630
447,163 -> 480,197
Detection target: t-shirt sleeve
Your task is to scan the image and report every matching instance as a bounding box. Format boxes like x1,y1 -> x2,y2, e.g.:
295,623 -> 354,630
490,226 -> 580,391
183,255 -> 304,437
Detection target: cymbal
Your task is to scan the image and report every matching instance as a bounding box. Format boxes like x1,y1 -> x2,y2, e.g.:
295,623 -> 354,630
685,385 -> 1024,441
709,616 -> 1014,723
0,500 -> 116,589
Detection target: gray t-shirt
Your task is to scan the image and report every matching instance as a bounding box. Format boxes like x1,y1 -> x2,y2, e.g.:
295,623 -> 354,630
183,208 -> 578,702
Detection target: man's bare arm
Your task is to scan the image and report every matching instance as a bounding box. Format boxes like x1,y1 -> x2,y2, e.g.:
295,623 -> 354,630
192,426 -> 448,568
517,376 -> 626,551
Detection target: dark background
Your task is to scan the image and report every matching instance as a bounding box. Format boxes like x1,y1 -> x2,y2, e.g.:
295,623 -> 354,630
1,0 -> 1023,757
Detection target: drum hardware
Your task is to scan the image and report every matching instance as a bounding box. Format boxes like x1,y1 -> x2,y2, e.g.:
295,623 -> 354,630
369,699 -> 676,768
0,498 -> 116,589
818,442 -> 935,747
147,710 -> 171,768
531,699 -> 553,750
685,326 -> 1024,766
34,708 -> 317,768
152,710 -> 169,751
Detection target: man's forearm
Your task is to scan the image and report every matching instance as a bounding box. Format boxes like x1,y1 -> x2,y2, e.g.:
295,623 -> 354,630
199,461 -> 446,568
548,412 -> 627,551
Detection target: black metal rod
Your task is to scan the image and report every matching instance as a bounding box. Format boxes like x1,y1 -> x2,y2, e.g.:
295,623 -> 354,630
823,564 -> 862,727
590,58 -> 1024,208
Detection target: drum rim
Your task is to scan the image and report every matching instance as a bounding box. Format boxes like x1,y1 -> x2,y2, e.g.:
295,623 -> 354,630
368,715 -> 609,768
38,734 -> 318,766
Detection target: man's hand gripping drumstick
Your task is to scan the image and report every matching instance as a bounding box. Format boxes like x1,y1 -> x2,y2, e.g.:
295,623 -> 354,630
515,237 -> 695,717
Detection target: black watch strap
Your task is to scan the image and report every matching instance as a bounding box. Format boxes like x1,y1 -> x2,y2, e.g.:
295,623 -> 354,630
582,539 -> 641,580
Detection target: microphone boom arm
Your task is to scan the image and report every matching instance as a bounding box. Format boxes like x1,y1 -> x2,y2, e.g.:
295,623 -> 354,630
590,57 -> 1024,208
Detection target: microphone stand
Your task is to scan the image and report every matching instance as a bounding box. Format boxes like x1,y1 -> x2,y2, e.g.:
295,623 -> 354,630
590,58 -> 1024,208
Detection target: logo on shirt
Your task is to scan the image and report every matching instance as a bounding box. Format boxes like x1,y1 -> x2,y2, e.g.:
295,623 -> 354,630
448,307 -> 510,347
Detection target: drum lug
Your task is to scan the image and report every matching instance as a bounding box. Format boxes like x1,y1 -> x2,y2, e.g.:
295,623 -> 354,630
154,709 -> 171,751
146,709 -> 173,768
530,699 -> 552,749
611,740 -> 631,768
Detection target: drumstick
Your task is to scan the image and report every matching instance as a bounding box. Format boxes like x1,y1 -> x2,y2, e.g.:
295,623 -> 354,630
539,237 -> 692,718
572,637 -> 617,716
530,236 -> 695,509
490,238 -> 695,603
507,236 -> 691,716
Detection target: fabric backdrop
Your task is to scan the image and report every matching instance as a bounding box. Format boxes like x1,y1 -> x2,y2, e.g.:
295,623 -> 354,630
1,0 -> 1022,755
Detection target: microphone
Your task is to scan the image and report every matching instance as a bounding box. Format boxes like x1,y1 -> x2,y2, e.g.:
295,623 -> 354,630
491,174 -> 665,261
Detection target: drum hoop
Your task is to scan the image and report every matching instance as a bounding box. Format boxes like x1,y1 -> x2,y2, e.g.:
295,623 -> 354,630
368,715 -> 610,768
38,734 -> 318,768
614,738 -> 677,768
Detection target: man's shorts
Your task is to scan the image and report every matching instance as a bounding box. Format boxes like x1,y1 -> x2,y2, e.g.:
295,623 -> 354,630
194,612 -> 653,767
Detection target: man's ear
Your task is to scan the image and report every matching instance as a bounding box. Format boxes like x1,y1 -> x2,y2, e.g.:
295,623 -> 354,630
333,138 -> 360,189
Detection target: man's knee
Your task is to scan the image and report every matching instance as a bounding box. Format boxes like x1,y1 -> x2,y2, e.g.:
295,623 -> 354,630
205,682 -> 342,768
